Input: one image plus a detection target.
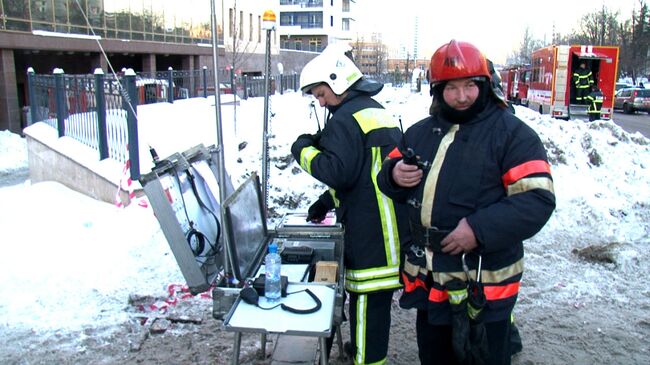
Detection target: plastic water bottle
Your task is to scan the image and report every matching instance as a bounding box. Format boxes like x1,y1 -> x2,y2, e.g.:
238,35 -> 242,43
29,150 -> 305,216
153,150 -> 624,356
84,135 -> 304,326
264,242 -> 282,302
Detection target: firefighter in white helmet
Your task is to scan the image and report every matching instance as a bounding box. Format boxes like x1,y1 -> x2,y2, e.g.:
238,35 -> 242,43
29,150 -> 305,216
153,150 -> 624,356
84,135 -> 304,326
291,44 -> 409,364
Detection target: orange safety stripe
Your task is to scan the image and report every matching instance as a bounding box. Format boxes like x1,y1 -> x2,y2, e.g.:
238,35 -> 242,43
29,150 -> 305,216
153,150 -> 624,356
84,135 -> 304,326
483,281 -> 520,300
427,281 -> 520,303
402,273 -> 427,293
428,287 -> 449,302
387,147 -> 402,159
502,160 -> 551,188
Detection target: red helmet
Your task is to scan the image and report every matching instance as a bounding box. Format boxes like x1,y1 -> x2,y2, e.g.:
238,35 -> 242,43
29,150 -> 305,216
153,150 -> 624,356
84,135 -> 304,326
429,40 -> 490,84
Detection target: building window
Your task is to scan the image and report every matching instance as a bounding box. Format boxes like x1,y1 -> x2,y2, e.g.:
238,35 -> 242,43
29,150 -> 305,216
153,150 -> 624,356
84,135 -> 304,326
280,12 -> 322,29
330,16 -> 333,27
258,15 -> 262,42
342,18 -> 349,31
309,38 -> 321,52
249,13 -> 253,42
295,40 -> 302,50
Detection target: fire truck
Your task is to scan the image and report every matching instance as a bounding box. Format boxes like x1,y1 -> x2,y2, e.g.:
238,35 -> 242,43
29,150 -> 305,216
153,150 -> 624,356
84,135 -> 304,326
527,45 -> 620,120
499,64 -> 531,106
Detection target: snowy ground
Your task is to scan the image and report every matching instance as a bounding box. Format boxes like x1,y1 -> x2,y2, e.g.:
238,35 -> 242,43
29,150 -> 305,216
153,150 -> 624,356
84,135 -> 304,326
1,86 -> 649,364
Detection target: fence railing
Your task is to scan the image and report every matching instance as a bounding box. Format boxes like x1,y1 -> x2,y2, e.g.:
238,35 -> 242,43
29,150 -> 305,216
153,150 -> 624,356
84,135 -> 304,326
26,67 -> 300,181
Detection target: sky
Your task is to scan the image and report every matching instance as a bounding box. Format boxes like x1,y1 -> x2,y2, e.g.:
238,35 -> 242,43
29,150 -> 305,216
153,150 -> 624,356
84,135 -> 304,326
354,0 -> 637,64
1,85 -> 650,362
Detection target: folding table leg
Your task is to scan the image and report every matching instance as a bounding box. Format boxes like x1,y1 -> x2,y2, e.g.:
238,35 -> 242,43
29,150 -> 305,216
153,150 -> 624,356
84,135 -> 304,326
320,337 -> 329,364
232,332 -> 241,365
261,333 -> 267,358
336,326 -> 344,359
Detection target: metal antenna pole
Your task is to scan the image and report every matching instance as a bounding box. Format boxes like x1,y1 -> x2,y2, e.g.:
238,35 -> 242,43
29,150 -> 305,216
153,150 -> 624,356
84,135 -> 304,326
210,0 -> 234,286
261,11 -> 276,216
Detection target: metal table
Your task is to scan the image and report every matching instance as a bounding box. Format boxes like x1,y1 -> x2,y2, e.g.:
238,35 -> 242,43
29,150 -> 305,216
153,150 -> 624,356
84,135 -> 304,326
223,282 -> 337,365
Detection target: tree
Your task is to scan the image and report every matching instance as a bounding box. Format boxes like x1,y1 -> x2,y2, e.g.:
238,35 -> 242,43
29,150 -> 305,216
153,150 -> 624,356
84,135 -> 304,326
508,2 -> 650,81
226,0 -> 259,72
629,1 -> 650,80
225,0 -> 261,135
507,27 -> 543,64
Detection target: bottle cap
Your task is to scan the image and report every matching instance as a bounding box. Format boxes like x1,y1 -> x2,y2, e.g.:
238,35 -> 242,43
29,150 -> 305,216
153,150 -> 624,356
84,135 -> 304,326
269,242 -> 278,253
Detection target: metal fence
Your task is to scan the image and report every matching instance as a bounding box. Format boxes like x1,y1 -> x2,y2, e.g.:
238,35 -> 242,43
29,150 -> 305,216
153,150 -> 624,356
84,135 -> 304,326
26,67 -> 300,180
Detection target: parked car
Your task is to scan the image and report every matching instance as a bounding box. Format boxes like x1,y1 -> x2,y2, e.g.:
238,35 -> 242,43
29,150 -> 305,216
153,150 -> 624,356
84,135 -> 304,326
614,87 -> 650,114
616,82 -> 634,91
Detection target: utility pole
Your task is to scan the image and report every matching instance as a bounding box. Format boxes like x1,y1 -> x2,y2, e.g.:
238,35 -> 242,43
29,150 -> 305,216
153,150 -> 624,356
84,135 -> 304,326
261,9 -> 276,216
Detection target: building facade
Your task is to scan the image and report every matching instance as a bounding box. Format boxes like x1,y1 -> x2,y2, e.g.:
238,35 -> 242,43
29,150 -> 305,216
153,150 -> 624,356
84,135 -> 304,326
277,0 -> 354,53
0,0 -> 322,134
351,33 -> 386,76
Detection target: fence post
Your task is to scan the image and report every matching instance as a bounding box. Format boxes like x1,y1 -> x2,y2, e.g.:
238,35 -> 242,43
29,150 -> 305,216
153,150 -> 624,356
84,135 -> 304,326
242,75 -> 248,100
53,68 -> 66,137
280,74 -> 284,95
94,68 -> 109,160
27,67 -> 37,125
124,69 -> 140,180
202,66 -> 208,98
167,67 -> 174,103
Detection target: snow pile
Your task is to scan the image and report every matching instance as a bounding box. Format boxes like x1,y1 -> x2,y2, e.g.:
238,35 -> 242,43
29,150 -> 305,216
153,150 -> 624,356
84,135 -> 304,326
1,86 -> 649,363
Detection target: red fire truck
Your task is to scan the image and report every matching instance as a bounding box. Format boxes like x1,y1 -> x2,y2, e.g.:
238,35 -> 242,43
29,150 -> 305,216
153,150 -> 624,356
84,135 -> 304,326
527,45 -> 620,120
499,64 -> 531,106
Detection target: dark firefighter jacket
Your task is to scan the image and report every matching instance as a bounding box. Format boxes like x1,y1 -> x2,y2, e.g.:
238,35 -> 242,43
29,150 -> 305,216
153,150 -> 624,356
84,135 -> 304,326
573,68 -> 594,89
292,84 -> 408,294
377,101 -> 556,324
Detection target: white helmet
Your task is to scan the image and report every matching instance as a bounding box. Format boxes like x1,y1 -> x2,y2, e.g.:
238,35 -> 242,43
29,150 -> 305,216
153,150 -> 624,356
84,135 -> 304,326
300,44 -> 362,95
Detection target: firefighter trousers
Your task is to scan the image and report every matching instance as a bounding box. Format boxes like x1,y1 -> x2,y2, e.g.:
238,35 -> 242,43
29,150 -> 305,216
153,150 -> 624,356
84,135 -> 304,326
348,290 -> 394,365
415,309 -> 511,365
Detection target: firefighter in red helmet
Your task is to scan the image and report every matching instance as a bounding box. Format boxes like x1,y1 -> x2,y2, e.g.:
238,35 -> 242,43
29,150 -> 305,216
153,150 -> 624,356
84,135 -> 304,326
378,40 -> 556,364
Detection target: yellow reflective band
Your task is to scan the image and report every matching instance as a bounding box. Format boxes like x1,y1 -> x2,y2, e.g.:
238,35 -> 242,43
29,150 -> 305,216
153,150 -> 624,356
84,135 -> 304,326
345,277 -> 402,292
421,125 -> 460,226
352,108 -> 398,134
299,146 -> 320,174
371,147 -> 400,266
447,288 -> 468,305
347,71 -> 361,83
468,302 -> 482,320
327,187 -> 340,208
507,176 -> 555,196
355,294 -> 367,365
433,258 -> 524,285
346,265 -> 400,280
402,259 -> 422,277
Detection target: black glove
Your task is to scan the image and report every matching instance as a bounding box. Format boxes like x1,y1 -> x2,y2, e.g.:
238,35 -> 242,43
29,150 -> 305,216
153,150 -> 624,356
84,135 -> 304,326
291,133 -> 319,161
306,199 -> 329,223
306,191 -> 334,223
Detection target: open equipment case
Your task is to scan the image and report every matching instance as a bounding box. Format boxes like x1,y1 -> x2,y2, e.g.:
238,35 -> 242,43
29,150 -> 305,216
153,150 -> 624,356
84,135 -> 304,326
140,145 -> 345,364
139,144 -> 235,294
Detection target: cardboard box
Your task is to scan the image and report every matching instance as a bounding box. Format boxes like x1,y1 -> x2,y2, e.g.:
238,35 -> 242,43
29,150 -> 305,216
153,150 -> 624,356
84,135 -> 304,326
314,261 -> 338,283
